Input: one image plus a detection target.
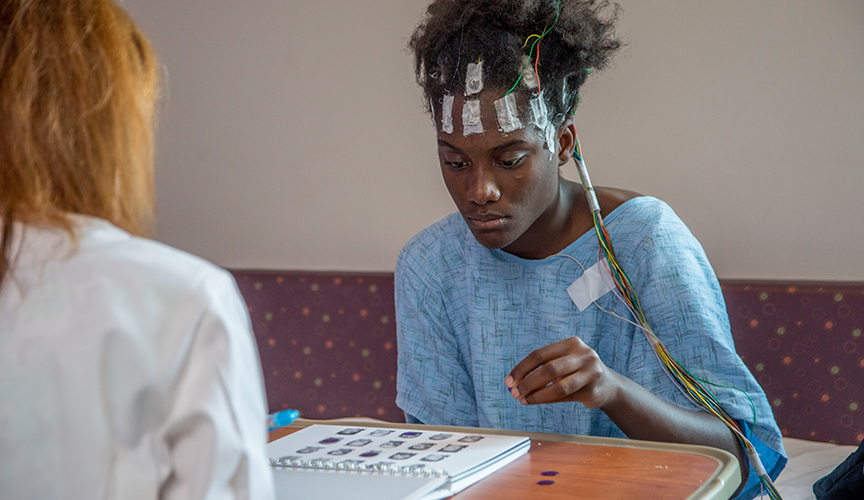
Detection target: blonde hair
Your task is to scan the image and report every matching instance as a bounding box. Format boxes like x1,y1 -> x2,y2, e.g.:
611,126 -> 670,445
0,0 -> 159,286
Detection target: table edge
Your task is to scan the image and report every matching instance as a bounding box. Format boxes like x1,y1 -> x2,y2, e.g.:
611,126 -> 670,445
272,418 -> 741,500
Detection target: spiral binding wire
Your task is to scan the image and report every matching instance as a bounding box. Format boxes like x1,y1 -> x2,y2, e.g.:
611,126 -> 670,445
269,458 -> 449,478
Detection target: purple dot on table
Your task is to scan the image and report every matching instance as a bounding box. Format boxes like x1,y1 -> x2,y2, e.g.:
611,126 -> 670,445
537,480 -> 555,486
541,471 -> 559,476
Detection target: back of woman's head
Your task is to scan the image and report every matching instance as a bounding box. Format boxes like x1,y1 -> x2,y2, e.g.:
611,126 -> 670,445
0,0 -> 158,283
410,0 -> 621,125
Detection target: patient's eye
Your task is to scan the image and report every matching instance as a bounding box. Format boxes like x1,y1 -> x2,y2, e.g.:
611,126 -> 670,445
498,154 -> 526,169
443,159 -> 468,170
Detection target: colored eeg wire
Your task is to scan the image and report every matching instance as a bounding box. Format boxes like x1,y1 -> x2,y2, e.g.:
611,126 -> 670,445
571,133 -> 783,500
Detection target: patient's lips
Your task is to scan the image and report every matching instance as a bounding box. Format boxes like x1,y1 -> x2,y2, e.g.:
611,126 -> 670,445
466,213 -> 508,230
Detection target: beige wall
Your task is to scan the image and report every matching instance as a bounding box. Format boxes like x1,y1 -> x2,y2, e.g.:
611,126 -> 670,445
124,0 -> 864,280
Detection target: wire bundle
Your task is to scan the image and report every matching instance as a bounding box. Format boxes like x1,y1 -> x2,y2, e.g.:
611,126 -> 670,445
572,138 -> 782,500
501,3 -> 782,496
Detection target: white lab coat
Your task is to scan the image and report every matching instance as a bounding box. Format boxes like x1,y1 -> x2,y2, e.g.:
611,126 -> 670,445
0,215 -> 275,500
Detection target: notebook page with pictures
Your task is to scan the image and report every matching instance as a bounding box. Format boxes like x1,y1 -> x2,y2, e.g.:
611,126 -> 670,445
267,424 -> 531,499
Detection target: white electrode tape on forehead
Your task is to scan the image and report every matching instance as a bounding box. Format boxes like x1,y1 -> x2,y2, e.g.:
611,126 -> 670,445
465,62 -> 484,96
544,123 -> 556,155
521,56 -> 538,90
462,99 -> 484,136
494,94 -> 523,133
529,93 -> 555,153
441,94 -> 454,134
529,94 -> 549,130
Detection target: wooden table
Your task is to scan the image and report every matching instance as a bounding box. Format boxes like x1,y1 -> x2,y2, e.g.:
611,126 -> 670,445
270,419 -> 741,500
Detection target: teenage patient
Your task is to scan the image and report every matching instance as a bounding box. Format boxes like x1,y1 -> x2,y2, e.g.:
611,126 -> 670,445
395,1 -> 785,499
0,2 -> 274,499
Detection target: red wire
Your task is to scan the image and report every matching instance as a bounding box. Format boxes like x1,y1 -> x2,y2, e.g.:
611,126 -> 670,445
535,37 -> 542,91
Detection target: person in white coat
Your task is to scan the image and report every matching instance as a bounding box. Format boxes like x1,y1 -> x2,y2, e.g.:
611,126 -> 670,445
0,1 -> 275,499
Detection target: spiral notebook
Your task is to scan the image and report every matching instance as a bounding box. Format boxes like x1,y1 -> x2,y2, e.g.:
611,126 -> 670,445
267,424 -> 531,500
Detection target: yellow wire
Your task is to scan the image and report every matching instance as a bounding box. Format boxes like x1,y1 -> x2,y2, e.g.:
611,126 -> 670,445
522,34 -> 542,48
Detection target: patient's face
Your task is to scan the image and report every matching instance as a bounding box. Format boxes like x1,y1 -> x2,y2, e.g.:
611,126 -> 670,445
433,90 -> 563,254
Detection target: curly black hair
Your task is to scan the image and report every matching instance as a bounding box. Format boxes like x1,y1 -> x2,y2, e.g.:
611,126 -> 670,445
410,0 -> 621,125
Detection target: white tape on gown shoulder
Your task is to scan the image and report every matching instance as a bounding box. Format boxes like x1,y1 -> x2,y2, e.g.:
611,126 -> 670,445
566,258 -> 616,312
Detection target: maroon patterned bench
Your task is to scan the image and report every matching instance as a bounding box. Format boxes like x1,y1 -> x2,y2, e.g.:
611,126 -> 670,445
229,270 -> 864,445
230,271 -> 402,422
722,281 -> 864,446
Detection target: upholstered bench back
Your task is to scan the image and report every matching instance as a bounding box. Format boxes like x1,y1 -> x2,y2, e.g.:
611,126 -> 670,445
230,270 -> 864,445
722,281 -> 863,445
230,271 -> 401,422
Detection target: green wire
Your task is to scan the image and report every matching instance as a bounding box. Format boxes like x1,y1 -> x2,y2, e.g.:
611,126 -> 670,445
691,374 -> 759,433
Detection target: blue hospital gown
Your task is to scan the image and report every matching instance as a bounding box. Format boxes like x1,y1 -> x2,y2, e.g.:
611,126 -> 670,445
395,197 -> 786,500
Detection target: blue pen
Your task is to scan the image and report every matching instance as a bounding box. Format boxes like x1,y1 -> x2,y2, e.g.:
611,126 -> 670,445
267,409 -> 300,431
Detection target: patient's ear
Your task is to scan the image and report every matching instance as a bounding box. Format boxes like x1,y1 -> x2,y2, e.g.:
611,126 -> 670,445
557,118 -> 577,166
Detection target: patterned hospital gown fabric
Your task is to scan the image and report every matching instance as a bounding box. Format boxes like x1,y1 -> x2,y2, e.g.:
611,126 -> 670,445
395,197 -> 786,500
